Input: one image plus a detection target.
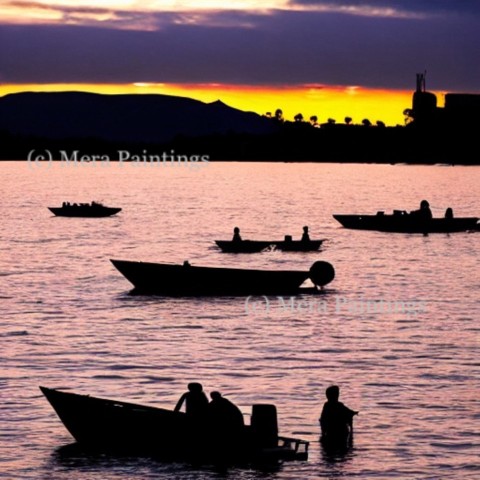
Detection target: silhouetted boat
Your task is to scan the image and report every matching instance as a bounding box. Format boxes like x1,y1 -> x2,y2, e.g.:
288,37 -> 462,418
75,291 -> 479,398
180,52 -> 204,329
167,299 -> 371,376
215,239 -> 323,253
110,259 -> 335,295
40,386 -> 309,463
48,202 -> 121,217
333,212 -> 479,233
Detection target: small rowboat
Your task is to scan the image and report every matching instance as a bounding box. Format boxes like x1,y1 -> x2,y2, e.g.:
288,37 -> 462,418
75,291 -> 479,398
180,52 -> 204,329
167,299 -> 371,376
110,259 -> 335,296
215,239 -> 323,253
40,386 -> 309,463
48,202 -> 121,217
333,212 -> 479,233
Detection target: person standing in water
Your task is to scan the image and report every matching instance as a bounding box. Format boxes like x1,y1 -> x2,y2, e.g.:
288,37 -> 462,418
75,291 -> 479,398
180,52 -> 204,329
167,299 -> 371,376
319,385 -> 358,442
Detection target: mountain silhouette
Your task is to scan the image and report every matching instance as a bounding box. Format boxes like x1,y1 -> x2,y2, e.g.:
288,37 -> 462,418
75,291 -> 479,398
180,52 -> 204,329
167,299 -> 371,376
1,90 -> 478,164
0,92 -> 276,143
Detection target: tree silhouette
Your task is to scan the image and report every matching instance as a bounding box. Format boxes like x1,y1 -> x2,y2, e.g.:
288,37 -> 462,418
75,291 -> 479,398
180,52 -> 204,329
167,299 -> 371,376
327,118 -> 336,125
294,113 -> 304,122
274,109 -> 284,122
362,118 -> 372,127
376,120 -> 385,128
403,108 -> 414,125
310,115 -> 318,127
345,116 -> 352,125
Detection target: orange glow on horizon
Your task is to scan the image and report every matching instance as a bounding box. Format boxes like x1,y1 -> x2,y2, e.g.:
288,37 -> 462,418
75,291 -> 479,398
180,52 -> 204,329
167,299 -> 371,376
0,83 -> 416,126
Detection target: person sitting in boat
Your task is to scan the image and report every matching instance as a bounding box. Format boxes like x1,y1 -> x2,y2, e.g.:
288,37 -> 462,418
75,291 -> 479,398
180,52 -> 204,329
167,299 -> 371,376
208,391 -> 244,433
174,382 -> 209,417
410,200 -> 432,220
319,385 -> 358,442
301,225 -> 310,242
445,207 -> 454,219
232,227 -> 242,242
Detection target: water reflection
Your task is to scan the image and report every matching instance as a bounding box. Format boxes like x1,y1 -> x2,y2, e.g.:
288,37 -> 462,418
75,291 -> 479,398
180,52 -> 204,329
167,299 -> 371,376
49,443 -> 284,480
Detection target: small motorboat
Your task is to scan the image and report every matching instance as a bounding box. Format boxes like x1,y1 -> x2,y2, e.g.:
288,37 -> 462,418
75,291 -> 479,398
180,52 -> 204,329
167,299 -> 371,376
48,201 -> 121,217
40,386 -> 309,463
333,211 -> 479,233
110,259 -> 335,296
215,239 -> 324,253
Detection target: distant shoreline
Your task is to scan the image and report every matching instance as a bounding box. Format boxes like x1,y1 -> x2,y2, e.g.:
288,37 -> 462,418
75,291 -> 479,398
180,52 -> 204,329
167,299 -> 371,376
1,91 -> 478,165
1,127 -> 478,165
0,159 -> 476,166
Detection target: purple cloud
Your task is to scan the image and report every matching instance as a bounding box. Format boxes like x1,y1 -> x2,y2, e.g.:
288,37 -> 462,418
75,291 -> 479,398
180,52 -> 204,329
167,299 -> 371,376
1,9 -> 479,91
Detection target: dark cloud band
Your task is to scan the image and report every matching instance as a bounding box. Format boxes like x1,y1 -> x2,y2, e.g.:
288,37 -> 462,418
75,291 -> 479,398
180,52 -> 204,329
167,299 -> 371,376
289,0 -> 480,17
1,9 -> 479,91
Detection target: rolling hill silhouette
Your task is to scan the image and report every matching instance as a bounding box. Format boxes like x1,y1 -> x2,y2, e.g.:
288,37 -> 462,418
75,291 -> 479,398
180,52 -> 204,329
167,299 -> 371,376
0,91 -> 477,164
0,91 -> 276,143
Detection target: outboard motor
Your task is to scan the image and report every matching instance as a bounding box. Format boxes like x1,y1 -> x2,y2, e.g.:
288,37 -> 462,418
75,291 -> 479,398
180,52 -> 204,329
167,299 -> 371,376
251,404 -> 278,448
309,261 -> 335,288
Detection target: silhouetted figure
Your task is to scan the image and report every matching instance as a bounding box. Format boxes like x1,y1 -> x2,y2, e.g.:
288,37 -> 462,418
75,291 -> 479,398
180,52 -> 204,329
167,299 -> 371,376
209,391 -> 244,428
319,386 -> 358,445
410,199 -> 432,220
232,227 -> 242,242
445,207 -> 454,219
301,226 -> 310,242
207,391 -> 245,455
174,382 -> 208,417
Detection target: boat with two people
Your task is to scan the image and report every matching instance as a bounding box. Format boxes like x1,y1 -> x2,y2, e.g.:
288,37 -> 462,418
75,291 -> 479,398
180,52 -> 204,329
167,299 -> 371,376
215,226 -> 324,253
110,259 -> 335,296
333,200 -> 479,234
48,201 -> 121,217
39,386 -> 309,464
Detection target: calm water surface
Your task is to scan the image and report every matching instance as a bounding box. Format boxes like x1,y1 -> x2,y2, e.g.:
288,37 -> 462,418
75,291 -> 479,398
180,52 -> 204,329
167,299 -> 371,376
1,161 -> 479,479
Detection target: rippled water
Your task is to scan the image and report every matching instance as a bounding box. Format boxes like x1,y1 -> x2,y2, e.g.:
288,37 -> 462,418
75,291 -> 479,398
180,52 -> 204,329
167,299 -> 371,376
1,161 -> 479,479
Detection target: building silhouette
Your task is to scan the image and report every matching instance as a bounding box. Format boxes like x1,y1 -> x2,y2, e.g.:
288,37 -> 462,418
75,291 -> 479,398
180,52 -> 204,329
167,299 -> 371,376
409,73 -> 480,128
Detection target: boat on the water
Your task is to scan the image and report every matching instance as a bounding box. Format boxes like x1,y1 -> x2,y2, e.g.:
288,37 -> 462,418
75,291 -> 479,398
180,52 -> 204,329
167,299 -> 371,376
333,211 -> 479,233
215,239 -> 323,253
40,386 -> 309,463
48,201 -> 121,217
110,259 -> 335,296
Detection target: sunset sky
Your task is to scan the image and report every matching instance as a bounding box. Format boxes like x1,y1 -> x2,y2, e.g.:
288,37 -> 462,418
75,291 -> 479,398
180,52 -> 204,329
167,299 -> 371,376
1,1 -> 479,125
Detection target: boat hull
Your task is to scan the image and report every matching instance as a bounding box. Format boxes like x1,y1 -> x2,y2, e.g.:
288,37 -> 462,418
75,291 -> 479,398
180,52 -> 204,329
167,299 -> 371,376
49,206 -> 121,217
111,259 -> 320,296
333,214 -> 479,233
40,387 -> 186,455
215,240 -> 323,253
40,387 -> 308,462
